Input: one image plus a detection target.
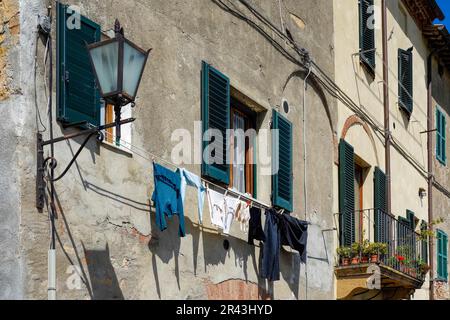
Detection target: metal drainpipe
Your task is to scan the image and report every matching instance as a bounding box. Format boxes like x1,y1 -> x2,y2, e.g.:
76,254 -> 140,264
47,5 -> 56,300
302,65 -> 312,301
427,52 -> 434,301
381,0 -> 391,215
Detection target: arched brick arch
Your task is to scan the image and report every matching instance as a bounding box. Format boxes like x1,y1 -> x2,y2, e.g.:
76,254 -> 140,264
340,115 -> 380,166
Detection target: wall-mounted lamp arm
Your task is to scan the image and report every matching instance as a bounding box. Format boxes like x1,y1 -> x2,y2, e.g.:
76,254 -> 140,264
36,117 -> 136,209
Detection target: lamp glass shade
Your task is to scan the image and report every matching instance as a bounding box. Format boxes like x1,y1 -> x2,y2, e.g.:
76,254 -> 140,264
89,41 -> 119,96
123,42 -> 147,99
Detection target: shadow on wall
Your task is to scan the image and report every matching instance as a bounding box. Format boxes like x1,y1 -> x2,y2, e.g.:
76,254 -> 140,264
82,242 -> 124,300
147,209 -> 271,299
53,187 -> 127,300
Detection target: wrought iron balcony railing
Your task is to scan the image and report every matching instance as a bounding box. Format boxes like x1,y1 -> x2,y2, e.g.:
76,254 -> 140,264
336,208 -> 428,282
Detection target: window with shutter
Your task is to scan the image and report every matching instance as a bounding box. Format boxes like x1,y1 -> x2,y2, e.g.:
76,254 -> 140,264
201,61 -> 230,185
436,107 -> 447,165
272,110 -> 293,212
359,0 -> 375,71
398,48 -> 413,116
339,139 -> 355,246
437,229 -> 448,281
374,167 -> 388,243
57,3 -> 101,127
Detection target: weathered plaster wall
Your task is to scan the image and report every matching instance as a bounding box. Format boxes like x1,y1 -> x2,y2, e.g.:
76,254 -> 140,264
0,0 -> 21,300
11,0 -> 338,299
1,0 -> 48,300
333,0 -> 433,299
431,57 -> 450,300
0,0 -> 20,100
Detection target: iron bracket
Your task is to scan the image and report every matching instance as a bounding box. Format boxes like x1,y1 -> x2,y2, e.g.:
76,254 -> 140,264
36,117 -> 135,209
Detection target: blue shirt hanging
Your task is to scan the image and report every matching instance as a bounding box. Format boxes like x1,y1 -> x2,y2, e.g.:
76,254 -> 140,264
151,162 -> 185,237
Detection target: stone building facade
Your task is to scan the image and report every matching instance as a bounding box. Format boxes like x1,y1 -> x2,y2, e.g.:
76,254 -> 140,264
1,0 -> 337,299
1,0 -> 449,300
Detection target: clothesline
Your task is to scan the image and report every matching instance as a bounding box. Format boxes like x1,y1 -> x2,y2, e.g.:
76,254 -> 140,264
100,130 -> 310,221
101,130 -> 272,210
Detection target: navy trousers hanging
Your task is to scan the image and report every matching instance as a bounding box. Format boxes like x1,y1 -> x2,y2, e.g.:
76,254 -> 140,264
260,209 -> 281,281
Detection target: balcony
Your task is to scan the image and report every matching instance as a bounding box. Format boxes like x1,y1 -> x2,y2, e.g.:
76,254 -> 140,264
335,209 -> 429,300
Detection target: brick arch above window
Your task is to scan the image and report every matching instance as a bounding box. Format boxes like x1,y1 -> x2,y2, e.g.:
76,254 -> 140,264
339,115 -> 380,166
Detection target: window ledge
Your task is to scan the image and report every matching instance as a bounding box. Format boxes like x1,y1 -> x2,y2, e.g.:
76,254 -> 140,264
99,140 -> 133,157
359,58 -> 375,79
437,157 -> 447,167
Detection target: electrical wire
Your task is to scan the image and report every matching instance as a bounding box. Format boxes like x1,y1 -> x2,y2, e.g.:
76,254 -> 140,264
34,31 -> 47,133
98,129 -> 272,211
213,0 -> 450,203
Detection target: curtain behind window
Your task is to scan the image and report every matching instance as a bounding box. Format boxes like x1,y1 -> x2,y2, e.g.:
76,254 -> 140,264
233,112 -> 246,193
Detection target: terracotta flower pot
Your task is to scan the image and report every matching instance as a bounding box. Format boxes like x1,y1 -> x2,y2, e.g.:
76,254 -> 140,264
342,258 -> 350,266
361,256 -> 369,263
351,257 -> 360,265
370,254 -> 379,263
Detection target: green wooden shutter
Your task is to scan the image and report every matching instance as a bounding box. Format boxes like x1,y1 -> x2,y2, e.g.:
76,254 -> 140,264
421,221 -> 428,263
272,110 -> 293,212
339,139 -> 355,246
398,49 -> 413,115
436,107 -> 446,165
201,61 -> 230,185
57,3 -> 101,127
444,232 -> 449,280
437,229 -> 448,280
406,210 -> 417,263
374,167 -> 388,243
397,216 -> 410,248
359,0 -> 375,69
436,108 -> 442,161
406,210 -> 415,229
443,115 -> 447,164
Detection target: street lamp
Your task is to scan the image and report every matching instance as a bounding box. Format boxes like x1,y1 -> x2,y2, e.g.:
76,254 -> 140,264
36,19 -> 151,210
87,19 -> 151,145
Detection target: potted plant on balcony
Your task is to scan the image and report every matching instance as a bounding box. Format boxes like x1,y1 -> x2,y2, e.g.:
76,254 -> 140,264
371,242 -> 388,263
350,242 -> 362,265
337,246 -> 351,266
395,246 -> 411,273
418,260 -> 430,275
361,240 -> 370,263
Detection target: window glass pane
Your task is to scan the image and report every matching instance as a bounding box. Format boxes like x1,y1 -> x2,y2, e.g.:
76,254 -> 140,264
123,42 -> 146,98
89,41 -> 119,94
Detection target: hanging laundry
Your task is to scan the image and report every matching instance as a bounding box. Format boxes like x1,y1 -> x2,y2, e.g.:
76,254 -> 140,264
247,207 -> 266,245
177,168 -> 206,224
223,195 -> 239,235
207,188 -> 226,229
260,209 -> 309,281
280,214 -> 308,263
151,162 -> 185,237
235,198 -> 251,232
260,209 -> 281,281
